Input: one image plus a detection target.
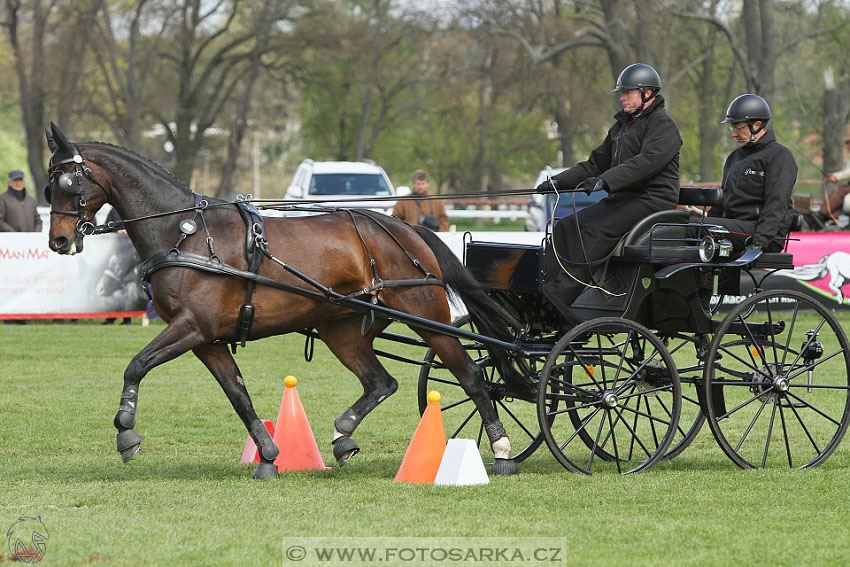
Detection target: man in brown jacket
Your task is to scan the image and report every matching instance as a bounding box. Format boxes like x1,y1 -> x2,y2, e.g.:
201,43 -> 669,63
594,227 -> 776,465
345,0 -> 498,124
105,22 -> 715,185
392,170 -> 449,231
0,169 -> 42,232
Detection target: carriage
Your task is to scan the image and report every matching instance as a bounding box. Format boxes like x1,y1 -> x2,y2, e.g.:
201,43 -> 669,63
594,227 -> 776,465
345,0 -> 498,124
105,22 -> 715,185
44,124 -> 850,478
417,186 -> 850,474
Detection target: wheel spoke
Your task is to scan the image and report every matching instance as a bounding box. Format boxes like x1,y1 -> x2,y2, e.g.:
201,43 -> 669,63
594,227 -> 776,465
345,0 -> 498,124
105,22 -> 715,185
734,393 -> 771,453
785,397 -> 822,455
496,399 -> 536,440
558,406 -> 603,452
718,388 -> 772,421
612,406 -> 654,459
761,396 -> 779,468
784,390 -> 844,428
784,318 -> 828,373
442,397 -> 474,412
618,402 -> 673,427
786,349 -> 847,383
779,401 -> 792,468
606,411 -> 622,474
779,301 -> 801,371
585,411 -> 608,473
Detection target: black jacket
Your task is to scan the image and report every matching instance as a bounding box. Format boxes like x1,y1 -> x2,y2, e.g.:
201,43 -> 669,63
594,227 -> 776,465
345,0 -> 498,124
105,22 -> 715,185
715,130 -> 797,249
552,95 -> 682,209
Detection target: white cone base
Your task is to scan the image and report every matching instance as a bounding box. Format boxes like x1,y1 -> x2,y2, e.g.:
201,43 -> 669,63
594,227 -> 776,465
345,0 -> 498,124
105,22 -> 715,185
434,439 -> 490,486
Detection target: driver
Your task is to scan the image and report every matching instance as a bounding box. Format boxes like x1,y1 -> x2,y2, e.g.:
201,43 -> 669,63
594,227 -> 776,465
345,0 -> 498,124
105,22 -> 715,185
535,63 -> 682,315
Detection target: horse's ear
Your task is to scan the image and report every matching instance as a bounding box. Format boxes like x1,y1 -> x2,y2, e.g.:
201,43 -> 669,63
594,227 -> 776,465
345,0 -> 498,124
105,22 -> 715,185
45,128 -> 57,153
50,122 -> 73,153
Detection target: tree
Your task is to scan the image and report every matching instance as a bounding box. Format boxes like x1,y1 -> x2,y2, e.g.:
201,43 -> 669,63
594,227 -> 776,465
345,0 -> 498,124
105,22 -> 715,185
3,0 -> 60,195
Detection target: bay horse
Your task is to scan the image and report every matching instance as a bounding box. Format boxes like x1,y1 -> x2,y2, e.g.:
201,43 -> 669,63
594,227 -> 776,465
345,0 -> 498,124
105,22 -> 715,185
44,123 -> 524,479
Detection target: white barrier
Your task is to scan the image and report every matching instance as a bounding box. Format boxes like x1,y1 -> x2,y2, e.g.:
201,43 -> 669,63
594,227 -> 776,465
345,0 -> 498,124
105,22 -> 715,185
0,230 -> 542,319
0,233 -> 146,319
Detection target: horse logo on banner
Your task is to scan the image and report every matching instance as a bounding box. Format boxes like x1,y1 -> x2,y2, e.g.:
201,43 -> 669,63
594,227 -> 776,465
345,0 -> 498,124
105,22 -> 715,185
779,251 -> 850,304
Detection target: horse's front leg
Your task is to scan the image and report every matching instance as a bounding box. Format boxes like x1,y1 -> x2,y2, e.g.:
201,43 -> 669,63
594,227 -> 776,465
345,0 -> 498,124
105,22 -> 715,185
192,343 -> 279,479
114,317 -> 210,464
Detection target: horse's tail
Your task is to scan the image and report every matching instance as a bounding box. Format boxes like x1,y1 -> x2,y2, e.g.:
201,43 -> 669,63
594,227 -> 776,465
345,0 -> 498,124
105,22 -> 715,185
412,226 -> 534,394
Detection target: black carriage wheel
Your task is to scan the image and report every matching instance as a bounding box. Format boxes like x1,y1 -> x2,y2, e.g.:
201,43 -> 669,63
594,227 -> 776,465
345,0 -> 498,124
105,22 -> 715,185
537,317 -> 681,475
703,289 -> 850,469
660,333 -> 709,460
417,315 -> 548,463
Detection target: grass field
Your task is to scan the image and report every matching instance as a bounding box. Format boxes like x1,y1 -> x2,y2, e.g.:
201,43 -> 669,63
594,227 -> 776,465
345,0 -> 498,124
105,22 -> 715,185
2,320 -> 850,566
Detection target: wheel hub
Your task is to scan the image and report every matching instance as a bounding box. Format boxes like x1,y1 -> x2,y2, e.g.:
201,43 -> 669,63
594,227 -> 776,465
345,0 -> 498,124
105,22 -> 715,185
773,376 -> 790,392
602,392 -> 619,408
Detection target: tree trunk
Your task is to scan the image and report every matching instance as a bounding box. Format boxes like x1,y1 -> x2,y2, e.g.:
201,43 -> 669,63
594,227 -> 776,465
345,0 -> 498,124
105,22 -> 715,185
822,67 -> 850,191
215,55 -> 262,198
4,0 -> 50,200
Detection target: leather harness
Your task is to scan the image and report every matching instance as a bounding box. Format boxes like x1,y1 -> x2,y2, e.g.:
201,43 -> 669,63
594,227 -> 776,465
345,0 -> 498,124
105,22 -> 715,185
141,197 -> 445,352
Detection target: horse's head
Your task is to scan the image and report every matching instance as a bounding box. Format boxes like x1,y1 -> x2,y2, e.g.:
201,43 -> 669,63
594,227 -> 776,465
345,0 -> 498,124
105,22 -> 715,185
45,123 -> 110,255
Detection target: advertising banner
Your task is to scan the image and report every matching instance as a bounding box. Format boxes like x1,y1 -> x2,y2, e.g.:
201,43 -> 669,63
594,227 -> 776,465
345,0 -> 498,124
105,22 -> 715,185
2,229 -> 848,319
0,233 -> 147,319
730,231 -> 850,310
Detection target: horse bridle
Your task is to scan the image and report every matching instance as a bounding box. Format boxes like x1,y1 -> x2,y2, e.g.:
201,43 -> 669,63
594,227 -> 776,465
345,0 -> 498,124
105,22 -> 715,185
46,146 -> 110,237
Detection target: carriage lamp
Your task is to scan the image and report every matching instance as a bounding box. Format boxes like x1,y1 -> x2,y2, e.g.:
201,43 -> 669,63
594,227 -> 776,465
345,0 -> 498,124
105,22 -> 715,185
802,330 -> 824,393
698,232 -> 733,263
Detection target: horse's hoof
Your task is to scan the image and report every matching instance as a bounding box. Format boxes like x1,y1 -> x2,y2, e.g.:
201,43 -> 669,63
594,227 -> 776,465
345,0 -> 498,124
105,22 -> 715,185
332,436 -> 360,466
116,429 -> 144,463
492,458 -> 518,476
252,462 -> 279,480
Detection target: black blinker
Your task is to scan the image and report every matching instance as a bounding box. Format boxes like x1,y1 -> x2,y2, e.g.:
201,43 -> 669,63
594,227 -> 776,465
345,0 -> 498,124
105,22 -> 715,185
58,172 -> 77,194
44,185 -> 52,204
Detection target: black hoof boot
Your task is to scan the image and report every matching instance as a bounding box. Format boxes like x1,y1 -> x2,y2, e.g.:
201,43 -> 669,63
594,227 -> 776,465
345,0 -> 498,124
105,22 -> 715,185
492,458 -> 518,476
116,429 -> 145,463
332,436 -> 360,466
252,461 -> 279,480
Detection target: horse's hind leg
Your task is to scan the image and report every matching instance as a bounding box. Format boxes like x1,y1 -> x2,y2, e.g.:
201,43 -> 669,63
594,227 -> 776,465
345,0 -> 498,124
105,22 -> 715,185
316,317 -> 397,466
417,330 -> 518,476
192,343 -> 279,479
114,317 -> 210,464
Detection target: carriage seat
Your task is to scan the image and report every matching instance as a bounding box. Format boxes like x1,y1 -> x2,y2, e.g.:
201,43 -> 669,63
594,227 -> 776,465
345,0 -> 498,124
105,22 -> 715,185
617,186 -> 723,262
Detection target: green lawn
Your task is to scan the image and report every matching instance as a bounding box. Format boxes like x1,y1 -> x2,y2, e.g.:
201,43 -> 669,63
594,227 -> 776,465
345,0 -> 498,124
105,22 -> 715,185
2,321 -> 850,566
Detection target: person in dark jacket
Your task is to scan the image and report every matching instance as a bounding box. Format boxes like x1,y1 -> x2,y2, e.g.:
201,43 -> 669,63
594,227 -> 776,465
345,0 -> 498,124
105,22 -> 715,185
705,94 -> 797,252
0,169 -> 41,232
535,63 -> 682,313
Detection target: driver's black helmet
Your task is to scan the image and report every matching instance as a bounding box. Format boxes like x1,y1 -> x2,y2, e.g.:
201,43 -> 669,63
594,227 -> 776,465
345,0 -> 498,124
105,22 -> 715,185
721,94 -> 771,124
613,63 -> 662,93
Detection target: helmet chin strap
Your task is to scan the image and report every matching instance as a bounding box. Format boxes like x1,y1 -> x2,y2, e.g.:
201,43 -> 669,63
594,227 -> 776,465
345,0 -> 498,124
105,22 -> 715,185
633,87 -> 653,115
746,121 -> 767,145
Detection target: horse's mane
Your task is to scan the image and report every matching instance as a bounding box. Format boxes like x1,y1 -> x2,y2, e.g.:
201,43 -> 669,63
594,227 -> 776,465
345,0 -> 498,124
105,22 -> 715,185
82,140 -> 195,196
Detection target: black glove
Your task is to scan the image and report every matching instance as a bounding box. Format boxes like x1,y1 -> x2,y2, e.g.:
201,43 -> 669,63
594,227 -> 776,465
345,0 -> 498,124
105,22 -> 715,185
578,176 -> 607,196
535,177 -> 557,194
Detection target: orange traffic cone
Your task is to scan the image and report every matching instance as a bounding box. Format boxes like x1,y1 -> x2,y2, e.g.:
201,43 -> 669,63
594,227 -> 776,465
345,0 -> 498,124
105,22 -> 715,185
240,419 -> 275,464
395,391 -> 447,484
273,376 -> 331,472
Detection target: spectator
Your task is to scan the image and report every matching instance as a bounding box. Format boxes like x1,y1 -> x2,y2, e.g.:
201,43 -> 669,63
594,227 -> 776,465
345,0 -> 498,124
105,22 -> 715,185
0,169 -> 41,232
1,169 -> 40,324
821,137 -> 850,223
392,170 -> 449,231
